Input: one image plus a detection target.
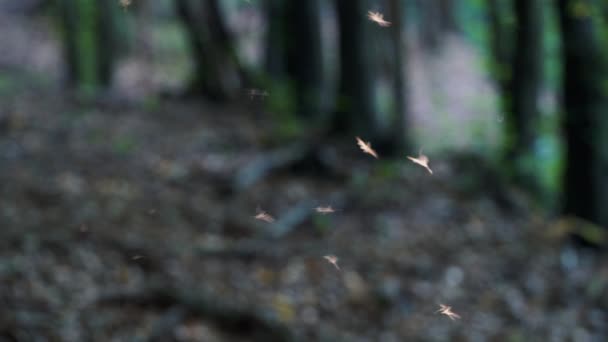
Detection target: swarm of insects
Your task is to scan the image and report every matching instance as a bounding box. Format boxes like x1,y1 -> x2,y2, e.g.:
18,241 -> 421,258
436,304 -> 461,320
254,208 -> 275,223
367,11 -> 391,27
315,206 -> 336,214
323,255 -> 340,270
407,149 -> 433,174
356,136 -> 379,159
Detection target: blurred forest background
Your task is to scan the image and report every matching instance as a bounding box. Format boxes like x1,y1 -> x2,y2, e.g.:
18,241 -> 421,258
0,0 -> 607,341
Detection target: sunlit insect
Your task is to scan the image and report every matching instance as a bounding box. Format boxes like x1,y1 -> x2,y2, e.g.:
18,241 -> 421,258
436,304 -> 461,320
323,255 -> 340,270
315,206 -> 336,214
367,11 -> 391,27
254,208 -> 275,223
356,136 -> 379,159
407,148 -> 433,174
246,89 -> 269,100
132,255 -> 143,260
119,0 -> 132,9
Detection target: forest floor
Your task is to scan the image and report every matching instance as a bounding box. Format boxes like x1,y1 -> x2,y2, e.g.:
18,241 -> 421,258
1,7 -> 607,342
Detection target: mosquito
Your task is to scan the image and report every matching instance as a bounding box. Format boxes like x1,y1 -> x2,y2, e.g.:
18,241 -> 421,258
246,89 -> 269,100
323,255 -> 340,270
254,208 -> 275,223
436,304 -> 461,320
314,206 -> 336,214
407,148 -> 433,174
356,136 -> 379,159
367,11 -> 391,27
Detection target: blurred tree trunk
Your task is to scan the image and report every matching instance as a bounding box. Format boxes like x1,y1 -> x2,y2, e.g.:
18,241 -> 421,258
417,0 -> 442,51
509,0 -> 542,155
263,1 -> 324,120
57,0 -> 117,90
57,0 -> 78,86
488,0 -> 514,113
331,0 -> 376,136
285,0 -> 324,119
505,0 -> 542,165
438,0 -> 458,33
387,0 -> 410,152
558,0 -> 608,227
97,0 -> 116,87
175,0 -> 244,101
264,0 -> 286,79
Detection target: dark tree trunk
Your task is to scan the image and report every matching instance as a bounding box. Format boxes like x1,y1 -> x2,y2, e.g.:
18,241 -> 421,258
438,0 -> 458,33
57,0 -> 117,90
57,0 -> 78,86
264,0 -> 286,79
558,0 -> 608,227
175,0 -> 243,101
388,0 -> 410,152
263,1 -> 324,120
332,0 -> 376,136
417,0 -> 442,52
506,0 -> 542,161
285,0 -> 324,119
96,0 -> 116,88
488,0 -> 514,103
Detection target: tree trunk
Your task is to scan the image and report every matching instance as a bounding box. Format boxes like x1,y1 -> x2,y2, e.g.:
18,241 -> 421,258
438,0 -> 458,33
264,0 -> 286,79
57,0 -> 117,90
506,0 -> 542,162
510,0 -> 542,154
558,0 -> 608,227
417,0 -> 442,52
388,0 -> 410,152
332,0 -> 376,136
488,0 -> 514,106
262,0 -> 324,122
57,0 -> 78,86
96,0 -> 116,88
175,0 -> 243,101
285,0 -> 324,119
